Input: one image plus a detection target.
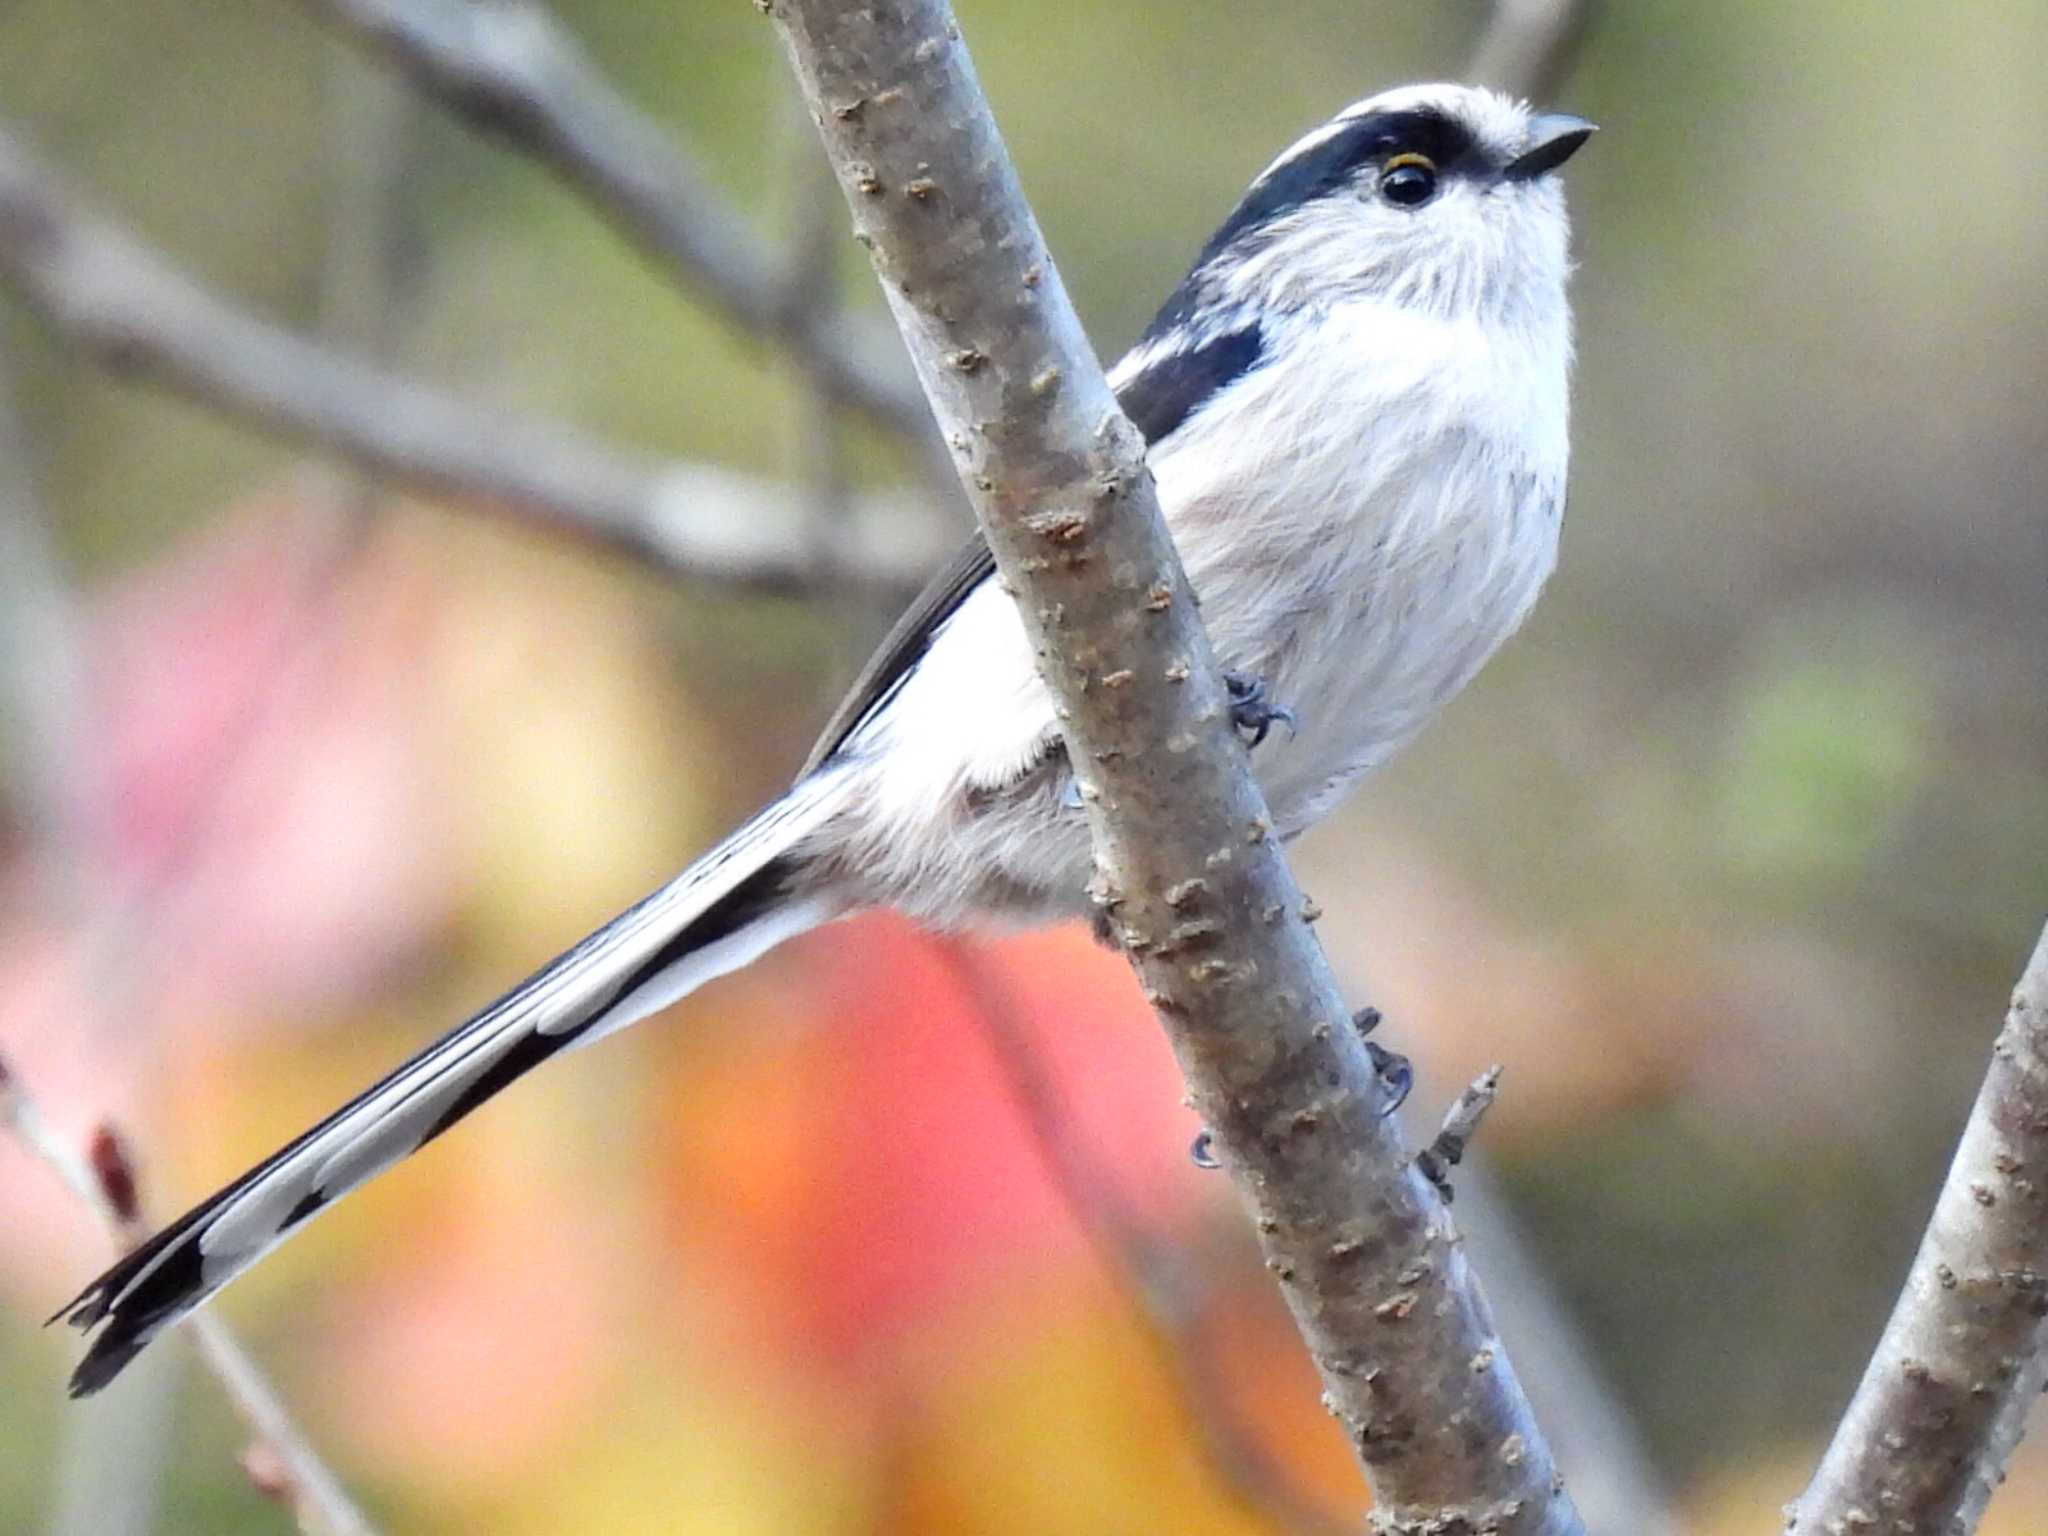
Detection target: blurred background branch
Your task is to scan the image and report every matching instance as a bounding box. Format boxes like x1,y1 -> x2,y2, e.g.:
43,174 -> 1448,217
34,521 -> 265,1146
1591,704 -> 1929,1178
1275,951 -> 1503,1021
0,359 -> 96,895
300,0 -> 931,443
313,30 -> 423,529
1467,0 -> 1595,102
0,125 -> 948,590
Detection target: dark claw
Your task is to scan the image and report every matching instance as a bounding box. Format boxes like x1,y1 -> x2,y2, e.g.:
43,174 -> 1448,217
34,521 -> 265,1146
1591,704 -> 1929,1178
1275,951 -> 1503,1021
1190,1130 -> 1220,1169
1425,1146 -> 1458,1204
1365,1040 -> 1413,1118
1224,671 -> 1298,749
1415,1140 -> 1461,1204
1352,1006 -> 1409,1115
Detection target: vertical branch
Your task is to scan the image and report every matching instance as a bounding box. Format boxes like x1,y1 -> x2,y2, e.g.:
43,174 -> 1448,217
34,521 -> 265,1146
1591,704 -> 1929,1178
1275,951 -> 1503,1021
1786,921 -> 2048,1535
766,5 -> 1583,1530
316,42 -> 422,369
0,365 -> 98,890
0,337 -> 180,1536
777,89 -> 857,574
767,77 -> 870,681
315,35 -> 423,528
1466,0 -> 1595,103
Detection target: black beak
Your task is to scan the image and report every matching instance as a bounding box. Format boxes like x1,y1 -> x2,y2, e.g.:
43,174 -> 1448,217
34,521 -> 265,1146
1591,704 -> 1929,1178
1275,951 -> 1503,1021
1503,113 -> 1597,182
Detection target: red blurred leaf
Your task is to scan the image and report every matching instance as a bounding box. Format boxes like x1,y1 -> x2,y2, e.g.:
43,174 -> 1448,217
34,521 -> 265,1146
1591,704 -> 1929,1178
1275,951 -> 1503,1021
656,914 -> 1203,1372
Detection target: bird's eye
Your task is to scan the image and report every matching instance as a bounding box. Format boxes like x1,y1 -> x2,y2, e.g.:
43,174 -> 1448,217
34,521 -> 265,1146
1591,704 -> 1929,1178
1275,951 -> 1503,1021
1379,153 -> 1438,208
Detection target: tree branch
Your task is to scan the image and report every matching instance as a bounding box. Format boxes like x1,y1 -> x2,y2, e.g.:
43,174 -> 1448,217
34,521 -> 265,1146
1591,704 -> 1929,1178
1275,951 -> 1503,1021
0,124 -> 950,590
1467,0 -> 1596,103
1786,920 -> 2048,1535
1,1058 -> 382,1536
299,0 -> 930,440
767,6 -> 1583,1530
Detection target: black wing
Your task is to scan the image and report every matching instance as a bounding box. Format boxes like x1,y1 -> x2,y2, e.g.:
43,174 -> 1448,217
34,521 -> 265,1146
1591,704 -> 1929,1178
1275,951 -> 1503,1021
800,316 -> 1265,776
800,534 -> 998,775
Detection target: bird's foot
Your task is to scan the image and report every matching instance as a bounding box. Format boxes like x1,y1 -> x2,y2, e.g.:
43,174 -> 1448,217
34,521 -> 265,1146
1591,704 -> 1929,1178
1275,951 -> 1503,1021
1190,1008 -> 1409,1171
1354,1006 -> 1413,1118
1224,671 -> 1298,749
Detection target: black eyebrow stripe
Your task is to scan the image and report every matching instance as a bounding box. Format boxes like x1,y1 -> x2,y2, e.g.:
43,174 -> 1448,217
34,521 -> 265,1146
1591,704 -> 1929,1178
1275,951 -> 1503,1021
1193,107 -> 1488,263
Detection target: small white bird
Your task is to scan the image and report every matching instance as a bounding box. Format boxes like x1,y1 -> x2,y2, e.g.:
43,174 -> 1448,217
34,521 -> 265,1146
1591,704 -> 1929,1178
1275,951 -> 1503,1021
58,83 -> 1593,1393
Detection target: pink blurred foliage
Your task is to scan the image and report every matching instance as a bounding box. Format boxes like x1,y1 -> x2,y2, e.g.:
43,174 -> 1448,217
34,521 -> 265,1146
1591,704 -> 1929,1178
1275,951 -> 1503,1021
658,915 -> 1205,1374
5,492 -> 1290,1526
1,496 -> 461,1302
83,499 -> 454,1025
0,923 -> 134,1289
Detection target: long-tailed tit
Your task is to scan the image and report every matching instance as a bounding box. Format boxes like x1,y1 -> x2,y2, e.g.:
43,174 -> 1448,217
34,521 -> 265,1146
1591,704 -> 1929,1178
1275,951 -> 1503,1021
58,82 -> 1594,1393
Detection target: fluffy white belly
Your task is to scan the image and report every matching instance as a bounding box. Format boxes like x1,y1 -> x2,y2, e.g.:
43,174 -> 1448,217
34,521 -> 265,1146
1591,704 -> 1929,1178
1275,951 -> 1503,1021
1165,303 -> 1566,831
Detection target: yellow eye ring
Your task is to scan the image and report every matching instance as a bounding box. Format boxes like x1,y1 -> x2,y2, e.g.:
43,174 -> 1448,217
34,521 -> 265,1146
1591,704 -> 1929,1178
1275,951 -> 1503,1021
1378,153 -> 1440,207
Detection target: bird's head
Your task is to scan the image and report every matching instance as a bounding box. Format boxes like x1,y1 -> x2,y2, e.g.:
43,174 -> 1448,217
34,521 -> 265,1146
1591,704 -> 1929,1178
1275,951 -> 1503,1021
1191,83 -> 1594,326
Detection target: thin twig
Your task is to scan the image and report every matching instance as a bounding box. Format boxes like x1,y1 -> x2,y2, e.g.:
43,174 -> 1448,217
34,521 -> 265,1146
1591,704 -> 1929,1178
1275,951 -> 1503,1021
0,123 -> 948,590
1786,920 -> 2048,1535
315,40 -> 422,371
1466,0 -> 1596,103
0,364 -> 98,900
943,940 -> 1354,1536
769,6 -> 1583,1530
299,0 -> 930,441
1,1057 -> 382,1536
315,33 -> 423,529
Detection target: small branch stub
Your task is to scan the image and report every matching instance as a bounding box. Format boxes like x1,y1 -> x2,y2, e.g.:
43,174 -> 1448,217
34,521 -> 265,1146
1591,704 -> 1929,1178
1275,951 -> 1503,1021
1416,1067 -> 1504,1204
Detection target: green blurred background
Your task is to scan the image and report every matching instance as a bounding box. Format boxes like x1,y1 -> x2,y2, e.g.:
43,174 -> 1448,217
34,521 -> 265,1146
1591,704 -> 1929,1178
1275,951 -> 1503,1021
1,1 -> 2045,1532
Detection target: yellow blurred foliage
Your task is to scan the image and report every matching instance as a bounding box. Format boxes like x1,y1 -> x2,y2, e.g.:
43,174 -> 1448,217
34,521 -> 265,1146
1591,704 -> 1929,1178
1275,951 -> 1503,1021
886,1272 -> 1356,1536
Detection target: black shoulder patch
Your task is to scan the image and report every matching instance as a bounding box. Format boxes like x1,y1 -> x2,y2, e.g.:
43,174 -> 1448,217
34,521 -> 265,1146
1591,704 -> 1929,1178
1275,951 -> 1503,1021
1116,323 -> 1265,445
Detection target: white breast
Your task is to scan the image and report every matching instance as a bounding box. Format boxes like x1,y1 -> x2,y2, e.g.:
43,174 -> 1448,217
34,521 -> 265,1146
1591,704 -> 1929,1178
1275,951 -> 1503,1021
1159,298 -> 1569,831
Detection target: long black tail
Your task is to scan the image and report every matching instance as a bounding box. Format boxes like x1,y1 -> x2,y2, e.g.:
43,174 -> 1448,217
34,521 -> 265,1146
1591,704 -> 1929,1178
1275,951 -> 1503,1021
56,776 -> 848,1395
